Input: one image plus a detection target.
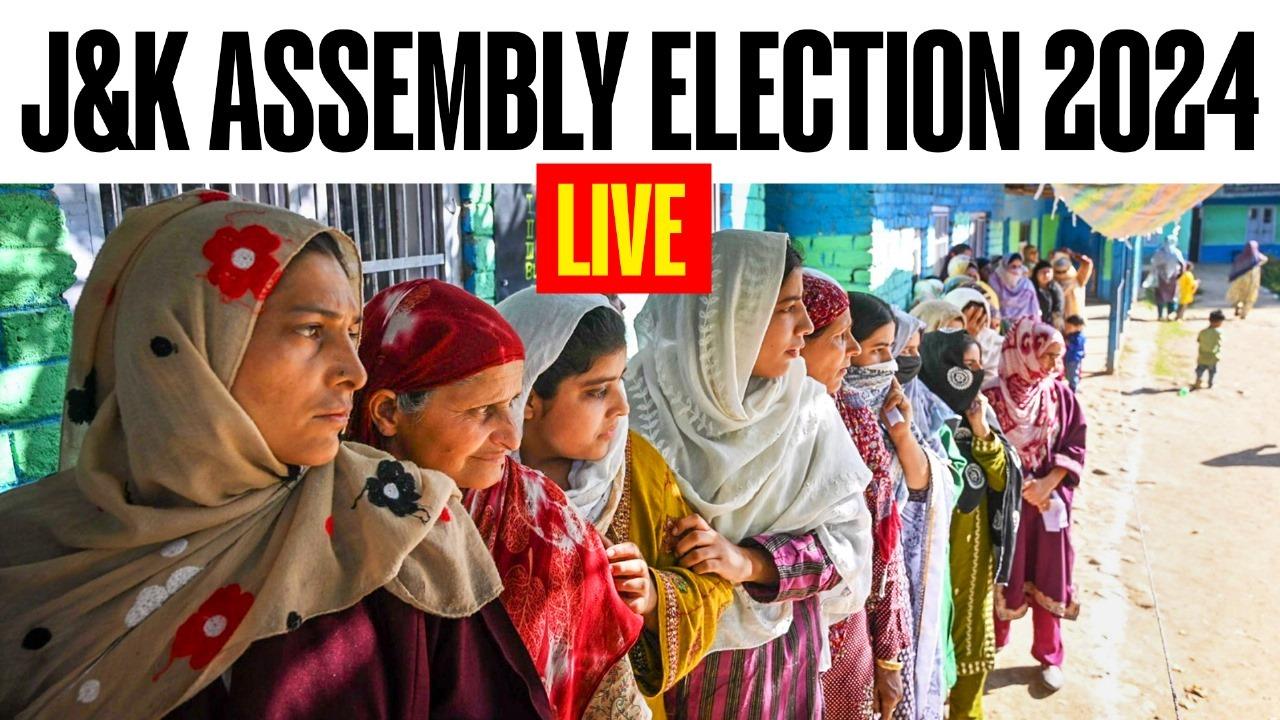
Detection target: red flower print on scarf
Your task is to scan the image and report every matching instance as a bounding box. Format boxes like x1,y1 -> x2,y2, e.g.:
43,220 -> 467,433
202,225 -> 283,301
153,584 -> 255,681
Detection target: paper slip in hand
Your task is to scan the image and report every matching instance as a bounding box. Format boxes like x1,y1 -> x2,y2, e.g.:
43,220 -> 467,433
1042,494 -> 1070,532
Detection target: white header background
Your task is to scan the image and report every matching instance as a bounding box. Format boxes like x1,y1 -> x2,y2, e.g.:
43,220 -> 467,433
0,0 -> 1275,182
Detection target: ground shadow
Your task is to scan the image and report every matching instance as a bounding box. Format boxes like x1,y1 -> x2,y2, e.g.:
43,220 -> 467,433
984,665 -> 1059,699
1121,387 -> 1182,396
1202,444 -> 1280,469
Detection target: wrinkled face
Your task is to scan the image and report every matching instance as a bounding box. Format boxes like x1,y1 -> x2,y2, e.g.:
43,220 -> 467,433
371,361 -> 524,490
1036,266 -> 1054,286
231,250 -> 366,467
850,322 -> 896,366
752,268 -> 815,379
962,343 -> 983,371
523,349 -> 629,463
1039,341 -> 1065,372
800,308 -> 861,394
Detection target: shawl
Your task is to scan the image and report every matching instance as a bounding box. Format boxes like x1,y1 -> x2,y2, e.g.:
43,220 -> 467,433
1229,240 -> 1269,282
911,300 -> 964,333
1150,238 -> 1187,285
912,278 -> 945,306
465,459 -> 643,720
625,229 -> 873,650
496,289 -> 627,528
986,318 -> 1064,471
988,261 -> 1041,321
0,191 -> 501,719
947,254 -> 973,280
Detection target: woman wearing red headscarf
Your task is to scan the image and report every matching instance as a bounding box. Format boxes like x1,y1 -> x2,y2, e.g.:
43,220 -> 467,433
984,318 -> 1087,693
349,280 -> 646,720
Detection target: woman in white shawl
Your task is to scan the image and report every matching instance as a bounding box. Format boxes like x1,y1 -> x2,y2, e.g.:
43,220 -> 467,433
626,230 -> 874,720
496,290 -> 735,712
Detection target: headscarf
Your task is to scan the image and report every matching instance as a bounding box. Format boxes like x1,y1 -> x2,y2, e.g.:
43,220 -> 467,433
0,192 -> 501,719
919,329 -> 985,416
626,229 -> 873,650
988,257 -> 1041,321
986,318 -> 1065,471
911,299 -> 964,333
802,268 -> 851,331
892,309 -> 952,455
890,306 -> 924,385
348,279 -> 525,446
912,278 -> 945,306
1230,240 -> 1269,282
1151,236 -> 1187,285
495,288 -> 627,529
947,254 -> 973,280
352,280 -> 640,720
943,287 -> 989,317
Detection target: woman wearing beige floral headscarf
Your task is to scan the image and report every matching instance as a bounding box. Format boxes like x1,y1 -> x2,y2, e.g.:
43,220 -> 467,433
0,191 -> 552,720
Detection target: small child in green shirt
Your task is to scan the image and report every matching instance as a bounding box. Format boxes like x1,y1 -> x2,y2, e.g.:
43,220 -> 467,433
1193,310 -> 1225,389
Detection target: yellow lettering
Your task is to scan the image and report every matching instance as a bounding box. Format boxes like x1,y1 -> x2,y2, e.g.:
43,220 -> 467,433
654,184 -> 685,276
613,184 -> 651,276
557,184 -> 588,276
591,184 -> 609,276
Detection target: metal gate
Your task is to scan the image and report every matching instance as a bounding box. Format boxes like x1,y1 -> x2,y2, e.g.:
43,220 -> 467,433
84,183 -> 461,298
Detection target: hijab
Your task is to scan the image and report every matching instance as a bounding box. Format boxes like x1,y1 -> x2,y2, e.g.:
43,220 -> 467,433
911,300 -> 964,333
912,278 -> 945,306
890,307 -> 924,387
986,318 -> 1065,471
626,229 -> 873,650
947,254 -> 973,280
496,289 -> 628,529
1229,240 -> 1269,282
801,268 -> 851,330
919,329 -> 985,416
988,257 -> 1041,321
1151,236 -> 1187,284
0,192 -> 500,719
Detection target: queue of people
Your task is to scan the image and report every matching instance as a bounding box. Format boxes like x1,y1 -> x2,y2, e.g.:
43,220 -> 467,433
0,192 -> 1089,720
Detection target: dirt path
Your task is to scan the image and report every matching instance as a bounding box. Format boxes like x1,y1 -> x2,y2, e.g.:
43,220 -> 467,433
983,263 -> 1280,719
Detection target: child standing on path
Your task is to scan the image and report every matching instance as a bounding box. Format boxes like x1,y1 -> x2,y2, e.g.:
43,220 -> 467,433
1176,262 -> 1200,321
1062,316 -> 1086,393
1194,310 -> 1225,389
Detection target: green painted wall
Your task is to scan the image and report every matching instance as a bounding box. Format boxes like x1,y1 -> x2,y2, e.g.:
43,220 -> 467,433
1202,204 -> 1275,247
0,186 -> 76,490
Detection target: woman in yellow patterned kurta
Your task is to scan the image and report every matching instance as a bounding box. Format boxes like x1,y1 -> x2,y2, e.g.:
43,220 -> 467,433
498,289 -> 734,717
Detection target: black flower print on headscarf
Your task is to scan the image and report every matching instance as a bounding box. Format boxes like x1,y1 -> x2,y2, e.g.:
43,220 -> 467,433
65,367 -> 98,425
352,460 -> 430,522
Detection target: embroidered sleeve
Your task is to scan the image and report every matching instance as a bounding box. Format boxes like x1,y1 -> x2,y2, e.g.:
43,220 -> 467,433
970,433 -> 1008,492
740,532 -> 841,604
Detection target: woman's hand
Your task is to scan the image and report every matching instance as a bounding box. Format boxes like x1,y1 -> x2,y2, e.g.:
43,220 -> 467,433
670,514 -> 775,585
965,394 -> 992,440
962,305 -> 989,338
882,378 -> 913,434
872,665 -> 904,717
1021,475 -> 1060,512
605,542 -> 658,626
